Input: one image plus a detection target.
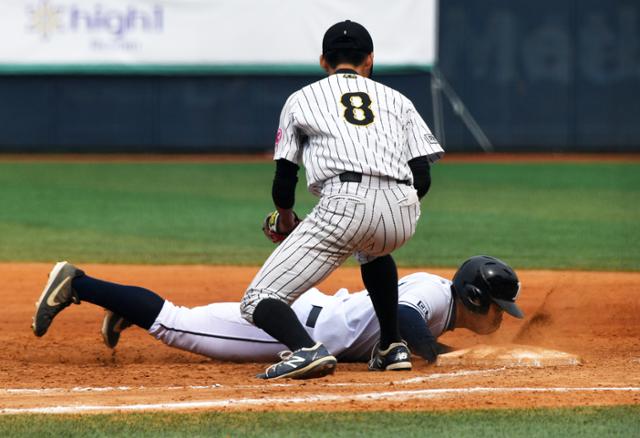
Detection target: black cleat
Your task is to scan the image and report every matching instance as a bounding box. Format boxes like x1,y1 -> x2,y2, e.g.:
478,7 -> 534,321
101,310 -> 133,349
257,343 -> 337,380
32,261 -> 83,337
368,341 -> 412,371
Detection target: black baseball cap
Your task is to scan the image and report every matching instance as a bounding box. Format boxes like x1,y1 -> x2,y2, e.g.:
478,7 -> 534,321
322,20 -> 373,54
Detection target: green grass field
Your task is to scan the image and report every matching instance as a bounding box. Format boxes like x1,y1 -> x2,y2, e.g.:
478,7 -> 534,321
0,161 -> 638,270
1,406 -> 639,437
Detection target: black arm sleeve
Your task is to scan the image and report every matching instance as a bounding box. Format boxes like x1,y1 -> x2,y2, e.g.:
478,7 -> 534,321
398,304 -> 439,363
272,159 -> 300,209
408,156 -> 431,199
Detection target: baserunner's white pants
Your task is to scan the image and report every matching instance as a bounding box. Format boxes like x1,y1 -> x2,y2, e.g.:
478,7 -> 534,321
148,287 -> 380,362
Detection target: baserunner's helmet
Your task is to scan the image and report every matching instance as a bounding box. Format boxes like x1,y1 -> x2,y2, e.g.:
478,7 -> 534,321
452,255 -> 524,319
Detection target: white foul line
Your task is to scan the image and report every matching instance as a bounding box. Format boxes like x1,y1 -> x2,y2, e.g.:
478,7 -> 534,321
2,386 -> 639,415
394,368 -> 507,384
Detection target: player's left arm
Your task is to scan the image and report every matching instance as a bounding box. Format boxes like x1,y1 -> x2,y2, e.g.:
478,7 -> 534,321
268,92 -> 303,235
272,159 -> 300,230
398,304 -> 440,363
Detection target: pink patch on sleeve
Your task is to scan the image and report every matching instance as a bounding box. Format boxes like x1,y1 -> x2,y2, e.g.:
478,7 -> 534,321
275,128 -> 283,146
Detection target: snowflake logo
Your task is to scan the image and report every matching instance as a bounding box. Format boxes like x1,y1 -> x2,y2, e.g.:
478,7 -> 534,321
26,0 -> 64,40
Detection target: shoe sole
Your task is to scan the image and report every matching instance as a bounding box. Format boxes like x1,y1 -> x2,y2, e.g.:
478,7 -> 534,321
101,311 -> 118,349
271,356 -> 337,380
32,261 -> 70,336
386,361 -> 412,371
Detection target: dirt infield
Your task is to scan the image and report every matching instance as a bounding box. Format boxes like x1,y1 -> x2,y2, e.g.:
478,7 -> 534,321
1,264 -> 639,414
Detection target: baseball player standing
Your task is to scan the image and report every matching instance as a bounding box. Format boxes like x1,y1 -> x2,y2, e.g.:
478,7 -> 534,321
239,20 -> 444,379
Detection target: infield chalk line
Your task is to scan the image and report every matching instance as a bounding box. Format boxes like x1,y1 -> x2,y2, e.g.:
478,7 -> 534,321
394,368 -> 507,384
0,368 -> 506,395
2,386 -> 639,415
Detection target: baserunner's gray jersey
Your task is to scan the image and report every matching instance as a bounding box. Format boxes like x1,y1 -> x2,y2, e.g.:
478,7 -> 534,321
274,72 -> 444,195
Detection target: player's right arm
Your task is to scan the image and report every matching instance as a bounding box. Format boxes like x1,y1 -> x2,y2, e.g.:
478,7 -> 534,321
397,272 -> 453,362
398,305 -> 439,363
407,157 -> 431,199
403,99 -> 444,162
402,99 -> 445,199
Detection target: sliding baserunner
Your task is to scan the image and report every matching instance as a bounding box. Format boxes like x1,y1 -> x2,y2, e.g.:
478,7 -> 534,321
32,256 -> 523,365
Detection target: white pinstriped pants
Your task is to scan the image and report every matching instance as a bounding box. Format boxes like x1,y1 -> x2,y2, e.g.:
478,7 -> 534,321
240,175 -> 421,323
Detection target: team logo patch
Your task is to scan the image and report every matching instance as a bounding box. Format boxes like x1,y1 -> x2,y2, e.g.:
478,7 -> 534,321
275,128 -> 283,146
425,134 -> 438,144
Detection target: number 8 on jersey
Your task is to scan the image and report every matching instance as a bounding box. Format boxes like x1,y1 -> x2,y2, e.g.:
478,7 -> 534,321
341,92 -> 374,126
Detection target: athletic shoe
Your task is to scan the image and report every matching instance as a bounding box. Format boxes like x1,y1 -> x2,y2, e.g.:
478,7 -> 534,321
257,343 -> 337,380
101,310 -> 133,349
368,341 -> 412,371
31,261 -> 83,337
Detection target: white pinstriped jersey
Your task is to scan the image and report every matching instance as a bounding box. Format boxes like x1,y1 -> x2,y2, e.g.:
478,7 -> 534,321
273,72 -> 444,195
241,71 -> 442,323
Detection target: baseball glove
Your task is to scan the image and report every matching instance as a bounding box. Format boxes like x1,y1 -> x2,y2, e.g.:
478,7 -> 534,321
262,210 -> 300,244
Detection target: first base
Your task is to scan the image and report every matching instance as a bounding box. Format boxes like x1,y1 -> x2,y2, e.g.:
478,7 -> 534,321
436,344 -> 582,367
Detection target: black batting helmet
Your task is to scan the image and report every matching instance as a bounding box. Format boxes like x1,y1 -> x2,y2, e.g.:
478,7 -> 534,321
452,255 -> 524,319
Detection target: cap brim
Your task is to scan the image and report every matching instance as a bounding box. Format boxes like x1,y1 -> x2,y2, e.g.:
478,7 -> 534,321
493,298 -> 524,319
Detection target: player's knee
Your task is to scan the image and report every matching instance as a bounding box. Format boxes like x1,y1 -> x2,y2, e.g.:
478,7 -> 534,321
239,293 -> 257,324
240,288 -> 275,324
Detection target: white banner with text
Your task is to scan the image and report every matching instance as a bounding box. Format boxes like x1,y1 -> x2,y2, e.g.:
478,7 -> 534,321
0,0 -> 437,73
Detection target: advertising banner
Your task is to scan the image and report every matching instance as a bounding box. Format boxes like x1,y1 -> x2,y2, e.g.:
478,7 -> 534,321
0,0 -> 437,73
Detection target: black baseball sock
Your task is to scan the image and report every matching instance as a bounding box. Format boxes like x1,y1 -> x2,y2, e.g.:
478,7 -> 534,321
72,274 -> 165,330
252,298 -> 315,351
361,254 -> 402,350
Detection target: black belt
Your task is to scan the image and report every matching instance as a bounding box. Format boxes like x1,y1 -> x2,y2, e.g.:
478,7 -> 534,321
305,305 -> 323,328
339,171 -> 410,185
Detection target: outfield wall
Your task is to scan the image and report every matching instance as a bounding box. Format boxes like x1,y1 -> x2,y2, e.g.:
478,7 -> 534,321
438,0 -> 640,152
0,0 -> 639,152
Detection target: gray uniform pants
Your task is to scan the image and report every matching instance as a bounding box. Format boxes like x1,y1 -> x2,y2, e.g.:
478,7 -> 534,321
240,174 -> 421,323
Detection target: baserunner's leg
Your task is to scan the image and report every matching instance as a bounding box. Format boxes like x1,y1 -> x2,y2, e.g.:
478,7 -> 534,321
150,302 -> 286,361
73,274 -> 164,330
